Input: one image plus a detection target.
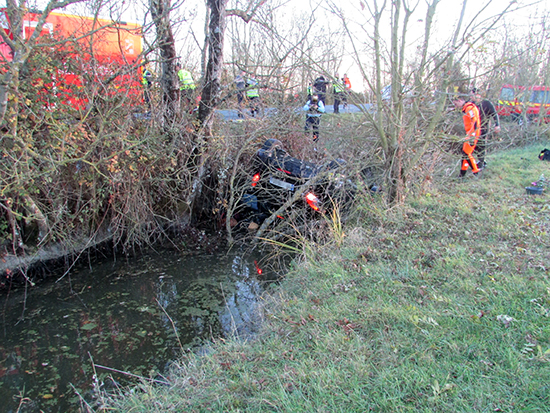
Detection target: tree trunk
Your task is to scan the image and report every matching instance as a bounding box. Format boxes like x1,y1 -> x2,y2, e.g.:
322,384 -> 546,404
385,133 -> 405,205
23,195 -> 49,244
1,197 -> 23,253
198,0 -> 229,132
150,0 -> 180,126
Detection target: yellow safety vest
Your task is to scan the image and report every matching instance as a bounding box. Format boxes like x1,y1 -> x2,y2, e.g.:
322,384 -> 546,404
246,79 -> 259,98
333,81 -> 345,93
178,69 -> 196,90
141,70 -> 152,86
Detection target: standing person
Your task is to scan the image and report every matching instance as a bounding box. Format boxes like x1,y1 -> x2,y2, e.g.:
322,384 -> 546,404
141,65 -> 153,111
453,96 -> 481,177
306,83 -> 313,102
313,76 -> 328,105
246,76 -> 260,117
342,73 -> 352,109
177,65 -> 197,109
235,71 -> 246,118
471,88 -> 500,170
332,74 -> 345,114
303,94 -> 325,142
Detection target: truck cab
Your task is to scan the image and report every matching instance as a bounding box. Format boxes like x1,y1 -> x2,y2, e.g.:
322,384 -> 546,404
0,8 -> 143,111
496,84 -> 550,123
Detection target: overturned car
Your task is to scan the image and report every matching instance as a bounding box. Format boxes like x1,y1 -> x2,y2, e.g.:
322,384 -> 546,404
238,139 -> 357,229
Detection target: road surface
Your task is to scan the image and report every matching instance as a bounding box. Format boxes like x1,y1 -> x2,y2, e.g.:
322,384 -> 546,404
217,103 -> 373,121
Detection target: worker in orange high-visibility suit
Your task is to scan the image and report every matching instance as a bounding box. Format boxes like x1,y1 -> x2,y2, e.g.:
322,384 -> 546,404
453,96 -> 480,177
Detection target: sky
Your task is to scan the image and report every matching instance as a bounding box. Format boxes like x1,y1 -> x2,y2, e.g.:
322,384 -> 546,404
175,0 -> 546,92
34,0 -> 548,92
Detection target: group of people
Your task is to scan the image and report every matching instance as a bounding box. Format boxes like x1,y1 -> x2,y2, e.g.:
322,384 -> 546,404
233,71 -> 351,132
453,88 -> 500,177
142,66 -> 499,179
141,65 -> 348,132
140,63 -> 199,113
304,73 -> 352,141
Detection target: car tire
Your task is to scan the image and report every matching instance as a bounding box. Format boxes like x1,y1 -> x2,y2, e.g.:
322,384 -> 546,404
261,138 -> 283,153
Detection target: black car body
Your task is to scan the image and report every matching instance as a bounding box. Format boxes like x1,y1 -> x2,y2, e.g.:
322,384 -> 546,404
240,139 -> 354,226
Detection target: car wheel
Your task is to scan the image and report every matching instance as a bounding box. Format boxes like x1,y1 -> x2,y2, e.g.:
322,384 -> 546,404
261,138 -> 283,153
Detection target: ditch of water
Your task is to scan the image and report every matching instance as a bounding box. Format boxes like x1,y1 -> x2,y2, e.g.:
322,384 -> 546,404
0,249 -> 277,412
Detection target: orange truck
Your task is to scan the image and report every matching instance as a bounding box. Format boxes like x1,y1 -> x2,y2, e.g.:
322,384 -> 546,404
0,8 -> 144,110
496,84 -> 550,123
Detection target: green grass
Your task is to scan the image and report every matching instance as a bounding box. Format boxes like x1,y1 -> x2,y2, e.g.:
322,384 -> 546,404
100,141 -> 550,412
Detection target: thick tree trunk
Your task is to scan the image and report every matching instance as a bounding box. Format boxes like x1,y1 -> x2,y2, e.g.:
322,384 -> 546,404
182,0 -> 228,224
150,0 -> 180,126
23,195 -> 49,243
197,0 -> 229,132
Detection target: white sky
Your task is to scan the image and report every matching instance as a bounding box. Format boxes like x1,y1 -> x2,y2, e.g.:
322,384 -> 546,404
36,0 -> 548,92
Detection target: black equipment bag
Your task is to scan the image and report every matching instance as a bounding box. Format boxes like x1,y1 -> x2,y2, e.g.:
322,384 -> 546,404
539,149 -> 550,161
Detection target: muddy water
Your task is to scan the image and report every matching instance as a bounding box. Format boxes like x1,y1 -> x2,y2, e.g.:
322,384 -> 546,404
0,250 -> 275,412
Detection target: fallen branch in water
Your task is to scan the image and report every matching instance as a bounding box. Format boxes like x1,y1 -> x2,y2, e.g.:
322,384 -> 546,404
94,364 -> 171,386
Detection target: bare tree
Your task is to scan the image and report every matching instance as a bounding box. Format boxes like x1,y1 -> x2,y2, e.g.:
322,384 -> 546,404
149,0 -> 181,125
330,0 -> 517,204
0,0 -> 90,250
197,0 -> 229,130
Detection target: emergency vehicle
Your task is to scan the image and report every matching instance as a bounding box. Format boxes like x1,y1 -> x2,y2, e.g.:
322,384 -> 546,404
0,8 -> 143,110
496,84 -> 550,122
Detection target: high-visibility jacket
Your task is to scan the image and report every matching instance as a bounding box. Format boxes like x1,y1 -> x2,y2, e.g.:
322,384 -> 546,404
462,101 -> 480,142
246,78 -> 259,98
333,80 -> 345,93
178,69 -> 196,90
343,76 -> 351,90
141,69 -> 152,86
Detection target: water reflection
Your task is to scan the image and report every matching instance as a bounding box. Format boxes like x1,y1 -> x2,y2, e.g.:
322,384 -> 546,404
0,251 -> 272,412
221,255 -> 263,337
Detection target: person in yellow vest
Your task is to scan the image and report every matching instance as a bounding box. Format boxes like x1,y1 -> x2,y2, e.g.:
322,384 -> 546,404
306,83 -> 313,101
332,73 -> 345,114
246,76 -> 260,117
141,65 -> 153,111
177,64 -> 196,109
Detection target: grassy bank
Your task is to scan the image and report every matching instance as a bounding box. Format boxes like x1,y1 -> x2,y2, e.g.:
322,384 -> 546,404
100,141 -> 550,412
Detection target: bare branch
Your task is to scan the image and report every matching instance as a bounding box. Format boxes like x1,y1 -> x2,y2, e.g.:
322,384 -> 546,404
226,0 -> 268,23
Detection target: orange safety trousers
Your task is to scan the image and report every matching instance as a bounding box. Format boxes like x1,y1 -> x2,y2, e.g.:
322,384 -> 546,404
461,141 -> 479,173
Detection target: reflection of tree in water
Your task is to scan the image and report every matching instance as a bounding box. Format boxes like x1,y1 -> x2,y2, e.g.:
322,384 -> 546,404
0,252 -> 267,412
157,255 -> 264,343
219,256 -> 262,338
156,275 -> 179,331
171,275 -> 225,344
